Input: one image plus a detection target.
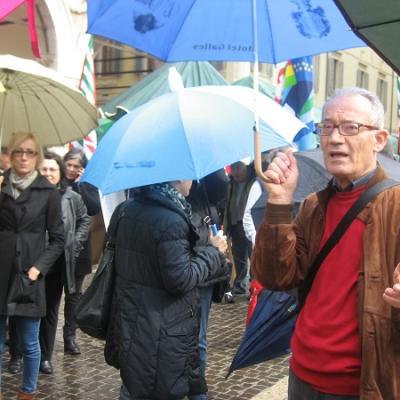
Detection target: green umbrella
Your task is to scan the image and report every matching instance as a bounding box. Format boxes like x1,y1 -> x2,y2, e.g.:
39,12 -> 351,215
102,61 -> 228,120
96,117 -> 114,142
334,0 -> 400,75
232,75 -> 275,99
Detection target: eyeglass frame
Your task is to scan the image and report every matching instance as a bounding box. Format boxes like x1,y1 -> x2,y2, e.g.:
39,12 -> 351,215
12,149 -> 38,159
315,121 -> 380,136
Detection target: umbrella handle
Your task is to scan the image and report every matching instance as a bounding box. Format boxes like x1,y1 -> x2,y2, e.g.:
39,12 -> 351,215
253,127 -> 271,183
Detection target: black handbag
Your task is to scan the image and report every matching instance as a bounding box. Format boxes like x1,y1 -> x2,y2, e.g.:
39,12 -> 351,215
76,200 -> 129,340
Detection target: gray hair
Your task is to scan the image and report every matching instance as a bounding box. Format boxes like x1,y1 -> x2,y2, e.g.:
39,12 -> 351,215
322,87 -> 385,129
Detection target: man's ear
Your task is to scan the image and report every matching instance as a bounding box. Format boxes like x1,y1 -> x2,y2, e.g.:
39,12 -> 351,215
373,129 -> 389,152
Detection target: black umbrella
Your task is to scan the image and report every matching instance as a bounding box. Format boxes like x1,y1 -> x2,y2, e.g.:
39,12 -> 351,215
252,149 -> 400,229
227,289 -> 298,377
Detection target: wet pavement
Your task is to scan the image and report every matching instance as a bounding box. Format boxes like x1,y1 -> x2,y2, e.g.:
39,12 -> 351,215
1,278 -> 289,399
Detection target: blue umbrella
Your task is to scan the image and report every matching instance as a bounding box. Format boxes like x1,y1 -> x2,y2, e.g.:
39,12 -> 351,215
227,289 -> 298,377
81,85 -> 306,194
87,0 -> 365,64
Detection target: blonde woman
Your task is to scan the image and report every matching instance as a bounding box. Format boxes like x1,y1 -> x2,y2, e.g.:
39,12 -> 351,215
0,132 -> 64,399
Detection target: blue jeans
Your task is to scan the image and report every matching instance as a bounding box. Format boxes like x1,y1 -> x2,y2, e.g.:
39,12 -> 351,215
0,316 -> 41,394
288,369 -> 359,400
188,286 -> 213,400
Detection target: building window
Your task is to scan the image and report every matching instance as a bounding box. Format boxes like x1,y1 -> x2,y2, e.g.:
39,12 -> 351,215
313,55 -> 320,94
376,75 -> 388,110
326,57 -> 343,96
96,46 -> 122,75
356,66 -> 369,89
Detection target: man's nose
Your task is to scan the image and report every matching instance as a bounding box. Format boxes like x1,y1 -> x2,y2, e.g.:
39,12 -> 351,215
329,126 -> 344,141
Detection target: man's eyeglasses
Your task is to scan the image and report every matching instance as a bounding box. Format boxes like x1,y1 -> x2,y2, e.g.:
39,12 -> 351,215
12,149 -> 38,159
315,121 -> 380,136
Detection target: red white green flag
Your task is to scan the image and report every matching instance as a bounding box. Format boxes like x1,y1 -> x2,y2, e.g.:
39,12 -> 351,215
79,35 -> 97,159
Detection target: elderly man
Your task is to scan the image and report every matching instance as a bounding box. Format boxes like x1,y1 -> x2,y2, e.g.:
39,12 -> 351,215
252,87 -> 400,400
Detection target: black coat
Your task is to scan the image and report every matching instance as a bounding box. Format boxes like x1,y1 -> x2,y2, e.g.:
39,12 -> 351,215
0,170 -> 64,317
105,188 -> 227,399
70,181 -> 100,275
60,188 -> 90,293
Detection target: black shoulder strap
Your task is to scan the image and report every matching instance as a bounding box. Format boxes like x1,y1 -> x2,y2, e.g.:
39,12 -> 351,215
299,178 -> 399,308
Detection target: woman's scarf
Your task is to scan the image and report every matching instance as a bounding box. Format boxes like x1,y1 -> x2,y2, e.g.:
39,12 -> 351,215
150,183 -> 192,219
9,169 -> 38,199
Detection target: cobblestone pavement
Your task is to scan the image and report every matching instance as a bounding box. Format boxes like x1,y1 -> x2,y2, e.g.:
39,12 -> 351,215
2,283 -> 289,400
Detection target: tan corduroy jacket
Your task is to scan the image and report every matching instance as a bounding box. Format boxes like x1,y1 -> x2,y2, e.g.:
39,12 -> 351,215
252,165 -> 400,400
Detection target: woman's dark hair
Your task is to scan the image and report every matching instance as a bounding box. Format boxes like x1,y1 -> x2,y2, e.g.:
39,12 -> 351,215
43,151 -> 68,192
63,148 -> 88,168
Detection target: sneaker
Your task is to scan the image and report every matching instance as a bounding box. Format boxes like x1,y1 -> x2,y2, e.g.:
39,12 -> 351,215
223,292 -> 235,304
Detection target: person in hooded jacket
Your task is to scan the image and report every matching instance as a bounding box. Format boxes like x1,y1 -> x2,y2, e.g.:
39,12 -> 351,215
38,151 -> 90,374
105,180 -> 229,400
0,132 -> 64,400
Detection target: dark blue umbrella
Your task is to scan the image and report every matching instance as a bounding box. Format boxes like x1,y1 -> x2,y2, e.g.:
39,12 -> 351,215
251,149 -> 400,229
227,289 -> 298,377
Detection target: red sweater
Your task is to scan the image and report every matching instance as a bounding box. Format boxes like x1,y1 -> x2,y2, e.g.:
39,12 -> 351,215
291,186 -> 366,396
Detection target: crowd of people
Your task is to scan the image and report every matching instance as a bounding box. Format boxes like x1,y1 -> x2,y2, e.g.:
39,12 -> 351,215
0,86 -> 400,400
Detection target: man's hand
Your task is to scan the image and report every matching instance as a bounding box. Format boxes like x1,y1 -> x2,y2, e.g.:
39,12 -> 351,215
27,266 -> 41,281
0,175 -> 3,188
383,263 -> 400,308
262,148 -> 299,204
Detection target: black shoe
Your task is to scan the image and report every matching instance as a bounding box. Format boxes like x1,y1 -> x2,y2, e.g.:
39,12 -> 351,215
8,356 -> 22,374
40,360 -> 53,375
231,287 -> 247,296
64,338 -> 81,355
223,292 -> 235,304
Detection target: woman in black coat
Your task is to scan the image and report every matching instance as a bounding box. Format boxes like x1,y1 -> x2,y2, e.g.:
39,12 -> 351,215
38,152 -> 90,374
105,180 -> 228,400
62,149 -> 101,354
0,132 -> 64,400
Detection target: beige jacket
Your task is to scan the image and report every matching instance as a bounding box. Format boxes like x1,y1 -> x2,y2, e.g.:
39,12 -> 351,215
252,165 -> 400,399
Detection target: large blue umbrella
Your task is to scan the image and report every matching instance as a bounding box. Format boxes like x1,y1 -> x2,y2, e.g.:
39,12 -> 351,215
81,85 -> 306,194
87,0 -> 365,64
227,289 -> 298,377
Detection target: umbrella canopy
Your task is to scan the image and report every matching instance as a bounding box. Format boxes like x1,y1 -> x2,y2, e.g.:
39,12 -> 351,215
251,148 -> 400,229
227,289 -> 298,377
0,55 -> 98,147
81,85 -> 306,194
102,61 -> 228,118
334,0 -> 400,75
87,0 -> 365,64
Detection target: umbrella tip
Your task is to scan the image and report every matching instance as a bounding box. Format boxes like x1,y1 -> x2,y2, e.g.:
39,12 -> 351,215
168,67 -> 185,92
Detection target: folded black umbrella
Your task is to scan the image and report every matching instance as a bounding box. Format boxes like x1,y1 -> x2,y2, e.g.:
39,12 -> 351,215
227,289 -> 298,377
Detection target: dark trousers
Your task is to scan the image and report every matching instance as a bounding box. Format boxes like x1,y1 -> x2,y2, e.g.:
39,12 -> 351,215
39,270 -> 85,360
8,316 -> 22,358
288,369 -> 359,400
230,222 -> 252,293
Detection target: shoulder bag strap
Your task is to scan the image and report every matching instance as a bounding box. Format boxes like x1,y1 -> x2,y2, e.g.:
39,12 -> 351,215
299,178 -> 399,308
